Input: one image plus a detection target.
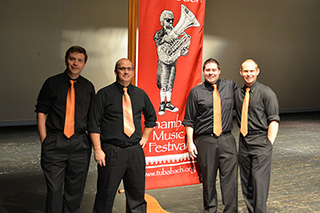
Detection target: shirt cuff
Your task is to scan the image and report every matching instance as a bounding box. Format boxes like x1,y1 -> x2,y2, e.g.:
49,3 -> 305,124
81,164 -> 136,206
268,115 -> 280,124
182,120 -> 194,128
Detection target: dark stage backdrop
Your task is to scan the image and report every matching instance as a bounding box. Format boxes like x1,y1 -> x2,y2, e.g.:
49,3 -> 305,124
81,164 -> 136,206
1,0 -> 320,125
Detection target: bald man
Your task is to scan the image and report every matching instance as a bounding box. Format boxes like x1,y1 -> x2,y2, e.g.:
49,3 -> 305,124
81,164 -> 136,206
88,58 -> 157,213
234,59 -> 279,213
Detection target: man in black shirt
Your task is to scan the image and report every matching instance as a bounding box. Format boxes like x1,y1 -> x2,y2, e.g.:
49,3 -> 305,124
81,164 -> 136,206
183,58 -> 238,212
88,58 -> 157,213
234,59 -> 279,213
35,46 -> 95,212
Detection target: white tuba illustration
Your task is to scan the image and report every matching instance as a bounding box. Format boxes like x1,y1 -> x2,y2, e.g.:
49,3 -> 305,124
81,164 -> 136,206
157,4 -> 200,65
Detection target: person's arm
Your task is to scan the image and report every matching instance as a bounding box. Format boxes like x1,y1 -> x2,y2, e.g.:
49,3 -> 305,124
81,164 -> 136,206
140,90 -> 157,148
186,126 -> 197,159
268,121 -> 279,145
37,112 -> 47,143
264,87 -> 280,145
139,127 -> 154,148
90,132 -> 106,167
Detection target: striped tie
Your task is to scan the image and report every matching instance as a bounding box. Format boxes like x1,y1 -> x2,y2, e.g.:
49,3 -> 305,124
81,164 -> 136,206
123,87 -> 135,137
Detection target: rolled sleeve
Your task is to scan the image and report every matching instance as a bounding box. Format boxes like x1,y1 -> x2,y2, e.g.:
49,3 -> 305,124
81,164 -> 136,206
182,90 -> 197,128
264,88 -> 280,124
268,115 -> 280,124
88,90 -> 106,133
143,93 -> 157,128
35,79 -> 50,114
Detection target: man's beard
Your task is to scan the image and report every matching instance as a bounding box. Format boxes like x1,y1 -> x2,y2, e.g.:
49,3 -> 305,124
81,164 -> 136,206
165,26 -> 173,33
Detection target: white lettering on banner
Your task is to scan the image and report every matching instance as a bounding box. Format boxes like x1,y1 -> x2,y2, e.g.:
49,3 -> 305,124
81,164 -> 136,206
177,0 -> 203,3
148,141 -> 186,153
156,114 -> 182,130
153,130 -> 185,141
145,166 -> 197,177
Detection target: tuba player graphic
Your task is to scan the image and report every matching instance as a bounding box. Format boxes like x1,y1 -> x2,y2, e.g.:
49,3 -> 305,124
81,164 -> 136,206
154,5 -> 200,116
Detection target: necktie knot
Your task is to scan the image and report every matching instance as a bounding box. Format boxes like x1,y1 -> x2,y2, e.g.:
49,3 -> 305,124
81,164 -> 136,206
123,87 -> 128,93
246,87 -> 250,93
213,84 -> 217,90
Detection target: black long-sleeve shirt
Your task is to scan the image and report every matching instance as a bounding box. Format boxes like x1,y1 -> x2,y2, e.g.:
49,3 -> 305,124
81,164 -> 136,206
35,71 -> 95,133
183,79 -> 239,135
88,82 -> 157,147
234,81 -> 280,132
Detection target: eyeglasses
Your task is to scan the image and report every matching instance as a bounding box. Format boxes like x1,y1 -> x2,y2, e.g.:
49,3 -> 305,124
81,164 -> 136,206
117,67 -> 134,71
165,19 -> 174,23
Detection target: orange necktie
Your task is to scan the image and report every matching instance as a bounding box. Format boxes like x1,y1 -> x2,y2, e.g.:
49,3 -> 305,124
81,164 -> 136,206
213,84 -> 222,136
123,87 -> 135,137
64,80 -> 76,138
240,88 -> 250,137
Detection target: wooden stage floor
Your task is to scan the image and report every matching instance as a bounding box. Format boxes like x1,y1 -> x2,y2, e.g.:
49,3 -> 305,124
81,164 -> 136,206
0,112 -> 319,212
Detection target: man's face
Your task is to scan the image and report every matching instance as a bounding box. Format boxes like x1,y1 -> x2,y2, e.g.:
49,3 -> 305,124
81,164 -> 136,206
115,59 -> 134,86
203,62 -> 221,85
240,61 -> 260,87
66,52 -> 86,79
163,18 -> 174,34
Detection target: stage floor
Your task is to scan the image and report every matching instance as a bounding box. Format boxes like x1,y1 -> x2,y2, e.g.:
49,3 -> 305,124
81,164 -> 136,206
0,112 -> 319,212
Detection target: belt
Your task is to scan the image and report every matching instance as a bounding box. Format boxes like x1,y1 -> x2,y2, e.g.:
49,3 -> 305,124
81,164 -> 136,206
47,130 -> 86,137
200,131 -> 231,138
247,130 -> 267,135
104,142 -> 139,148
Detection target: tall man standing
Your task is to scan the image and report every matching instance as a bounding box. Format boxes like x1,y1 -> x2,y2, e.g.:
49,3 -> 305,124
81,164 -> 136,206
234,59 -> 279,213
88,58 -> 157,213
35,46 -> 95,212
183,58 -> 238,212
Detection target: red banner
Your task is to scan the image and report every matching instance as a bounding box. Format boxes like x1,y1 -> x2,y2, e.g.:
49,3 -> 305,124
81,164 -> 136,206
138,0 -> 206,190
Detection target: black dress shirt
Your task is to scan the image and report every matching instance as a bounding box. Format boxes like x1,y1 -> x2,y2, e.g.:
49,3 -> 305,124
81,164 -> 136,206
183,79 -> 239,135
234,81 -> 280,132
88,82 -> 157,147
35,71 -> 95,133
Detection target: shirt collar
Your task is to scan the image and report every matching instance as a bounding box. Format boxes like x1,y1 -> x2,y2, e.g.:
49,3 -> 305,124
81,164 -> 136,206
204,79 -> 220,90
115,81 -> 133,93
242,81 -> 258,93
63,70 -> 83,83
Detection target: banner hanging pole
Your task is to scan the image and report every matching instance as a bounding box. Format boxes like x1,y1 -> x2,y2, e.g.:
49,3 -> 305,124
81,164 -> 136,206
128,0 -> 138,85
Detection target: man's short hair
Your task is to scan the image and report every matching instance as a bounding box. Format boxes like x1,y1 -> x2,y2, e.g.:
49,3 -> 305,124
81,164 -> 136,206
203,58 -> 220,70
65,46 -> 88,64
160,10 -> 174,26
241,59 -> 259,70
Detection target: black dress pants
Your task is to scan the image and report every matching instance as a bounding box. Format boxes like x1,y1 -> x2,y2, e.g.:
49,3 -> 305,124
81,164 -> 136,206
239,133 -> 273,213
93,143 -> 146,213
41,132 -> 91,213
195,133 -> 238,213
